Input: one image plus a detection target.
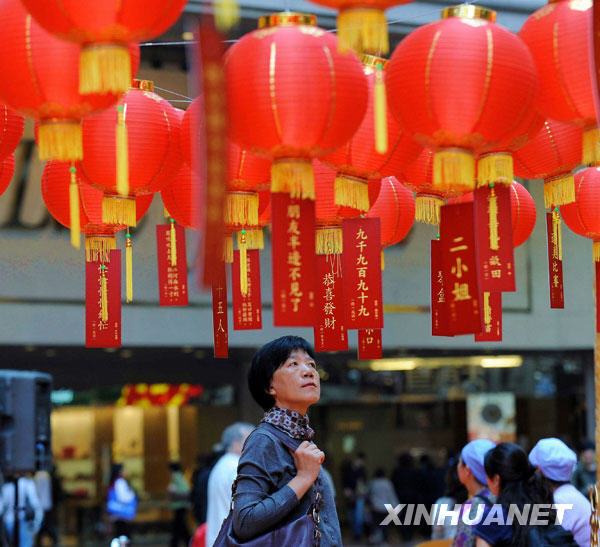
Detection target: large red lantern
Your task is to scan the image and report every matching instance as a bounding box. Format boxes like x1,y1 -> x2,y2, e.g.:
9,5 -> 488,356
225,12 -> 368,200
81,80 -> 176,227
308,0 -> 414,55
42,161 -> 153,260
321,55 -> 421,211
520,0 -> 598,164
161,163 -> 202,232
514,119 -> 582,207
367,176 -> 415,248
0,0 -> 138,162
560,167 -> 600,258
20,0 -> 186,95
387,5 -> 539,194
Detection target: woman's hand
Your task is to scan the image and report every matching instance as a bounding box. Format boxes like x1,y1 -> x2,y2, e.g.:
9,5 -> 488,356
287,441 -> 324,500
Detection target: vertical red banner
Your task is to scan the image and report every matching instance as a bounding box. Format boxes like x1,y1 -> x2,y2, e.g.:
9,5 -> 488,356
475,291 -> 502,342
156,224 -> 189,306
211,261 -> 228,358
596,261 -> 600,334
271,193 -> 316,326
546,212 -> 565,309
85,249 -> 121,348
358,329 -> 382,359
342,217 -> 384,329
441,203 -> 482,335
199,20 -> 227,289
431,239 -> 454,337
474,185 -> 515,292
232,250 -> 262,330
313,254 -> 348,352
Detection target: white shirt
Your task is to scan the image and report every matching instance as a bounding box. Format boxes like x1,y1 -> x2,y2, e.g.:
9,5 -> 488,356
33,471 -> 52,511
554,483 -> 591,547
206,452 -> 239,547
1,477 -> 44,533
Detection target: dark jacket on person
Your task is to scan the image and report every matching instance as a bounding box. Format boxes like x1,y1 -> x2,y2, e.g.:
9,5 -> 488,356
232,422 -> 342,546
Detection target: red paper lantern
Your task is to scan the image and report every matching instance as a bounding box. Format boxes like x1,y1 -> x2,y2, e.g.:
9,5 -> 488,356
20,0 -> 186,95
308,0 -> 414,55
0,0 -> 138,162
180,97 -> 202,170
161,163 -> 202,232
453,180 -> 536,247
42,160 -> 153,259
514,119 -> 582,207
151,105 -> 184,191
0,106 -> 23,162
520,0 -> 598,164
387,5 -> 539,194
81,80 -> 176,227
0,153 -> 15,197
367,176 -> 415,247
225,12 -> 368,200
560,168 -> 600,253
321,55 -> 421,211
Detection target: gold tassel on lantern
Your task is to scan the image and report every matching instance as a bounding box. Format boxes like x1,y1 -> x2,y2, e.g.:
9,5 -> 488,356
544,174 -> 576,208
477,153 -> 513,187
337,8 -> 389,55
223,235 -> 234,264
79,44 -> 132,95
488,185 -> 500,251
69,165 -> 81,249
415,195 -> 444,226
225,191 -> 259,227
316,226 -> 343,255
433,148 -> 475,192
85,235 -> 117,263
103,195 -> 136,227
237,230 -> 248,296
100,265 -> 108,322
334,174 -> 370,212
245,228 -> 264,250
169,219 -> 177,267
583,127 -> 600,166
552,208 -> 563,261
116,104 -> 129,197
271,159 -> 315,199
374,63 -> 388,155
381,250 -> 385,271
125,230 -> 133,303
214,0 -> 240,31
38,121 -> 83,162
594,240 -> 600,263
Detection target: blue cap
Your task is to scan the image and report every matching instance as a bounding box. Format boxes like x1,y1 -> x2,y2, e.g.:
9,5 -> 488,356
529,438 -> 577,482
461,439 -> 496,485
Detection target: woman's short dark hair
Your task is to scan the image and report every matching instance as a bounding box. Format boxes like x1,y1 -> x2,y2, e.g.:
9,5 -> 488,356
248,336 -> 316,411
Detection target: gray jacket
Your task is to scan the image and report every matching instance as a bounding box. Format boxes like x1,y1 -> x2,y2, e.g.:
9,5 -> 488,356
232,422 -> 342,546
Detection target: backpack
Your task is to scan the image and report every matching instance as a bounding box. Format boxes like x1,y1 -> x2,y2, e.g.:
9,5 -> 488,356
526,524 -> 578,546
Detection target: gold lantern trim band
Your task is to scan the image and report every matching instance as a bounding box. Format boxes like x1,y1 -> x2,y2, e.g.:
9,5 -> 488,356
477,153 -> 513,187
38,120 -> 83,162
258,12 -> 317,28
316,226 -> 343,255
80,44 -> 132,95
271,158 -> 315,199
338,7 -> 389,56
441,5 -> 497,22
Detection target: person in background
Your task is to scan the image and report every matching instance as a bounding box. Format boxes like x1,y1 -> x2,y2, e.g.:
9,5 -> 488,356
190,449 -> 223,525
391,453 -> 419,542
34,467 -> 59,547
452,439 -> 495,547
341,452 -> 367,541
529,438 -> 591,547
366,468 -> 399,545
431,459 -> 468,541
205,422 -> 254,547
572,440 -> 596,498
168,462 -> 191,547
1,474 -> 43,547
107,463 -> 136,540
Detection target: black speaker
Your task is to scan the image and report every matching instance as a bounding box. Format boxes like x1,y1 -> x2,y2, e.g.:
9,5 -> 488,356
0,371 -> 52,475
